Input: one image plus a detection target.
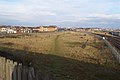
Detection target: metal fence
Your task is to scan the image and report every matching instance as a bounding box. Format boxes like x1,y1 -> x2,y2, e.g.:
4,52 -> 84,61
0,56 -> 37,80
104,40 -> 120,63
94,34 -> 120,63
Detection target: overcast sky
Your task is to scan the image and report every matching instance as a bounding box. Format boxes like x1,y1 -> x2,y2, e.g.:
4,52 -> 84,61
0,0 -> 120,28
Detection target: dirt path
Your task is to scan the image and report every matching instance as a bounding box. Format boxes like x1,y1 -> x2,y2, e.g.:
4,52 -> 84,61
54,35 -> 60,53
51,33 -> 64,54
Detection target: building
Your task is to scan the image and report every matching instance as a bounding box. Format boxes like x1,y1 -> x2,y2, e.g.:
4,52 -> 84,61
6,27 -> 17,33
75,28 -> 85,32
91,28 -> 102,31
32,27 -> 41,33
0,27 -> 7,33
0,27 -> 16,34
0,25 -> 58,33
32,26 -> 58,32
42,26 -> 58,32
58,28 -> 66,32
15,27 -> 32,33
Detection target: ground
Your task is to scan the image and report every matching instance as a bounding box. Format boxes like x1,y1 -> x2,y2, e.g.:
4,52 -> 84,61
0,31 -> 120,80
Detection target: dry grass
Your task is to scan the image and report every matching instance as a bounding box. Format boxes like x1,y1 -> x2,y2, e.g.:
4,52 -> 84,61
0,32 -> 119,66
0,31 -> 119,80
56,32 -> 118,66
0,33 -> 55,53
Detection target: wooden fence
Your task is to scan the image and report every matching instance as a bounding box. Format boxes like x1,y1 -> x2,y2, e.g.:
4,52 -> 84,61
0,56 -> 38,80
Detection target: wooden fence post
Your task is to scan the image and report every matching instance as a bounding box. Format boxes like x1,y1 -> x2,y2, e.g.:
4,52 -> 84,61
9,60 -> 14,80
12,62 -> 17,80
18,63 -> 22,80
22,66 -> 28,80
2,57 -> 6,80
28,67 -> 35,80
0,57 -> 2,80
5,59 -> 10,80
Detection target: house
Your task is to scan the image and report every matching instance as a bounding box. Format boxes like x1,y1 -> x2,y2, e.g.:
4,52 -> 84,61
91,28 -> 102,31
15,27 -> 32,33
75,28 -> 85,32
24,27 -> 32,33
0,27 -> 17,34
32,27 -> 40,33
32,26 -> 58,32
58,28 -> 66,32
0,27 -> 7,33
85,28 -> 92,31
41,26 -> 58,32
6,27 -> 17,33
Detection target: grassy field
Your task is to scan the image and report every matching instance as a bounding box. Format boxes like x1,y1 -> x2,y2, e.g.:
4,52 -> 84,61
0,31 -> 120,80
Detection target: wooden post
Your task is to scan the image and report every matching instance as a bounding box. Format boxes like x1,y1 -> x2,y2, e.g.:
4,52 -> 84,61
0,57 -> 2,79
12,62 -> 17,80
17,63 -> 22,80
82,39 -> 89,49
0,57 -> 2,80
5,59 -> 10,80
22,66 -> 28,80
105,33 -> 106,39
2,57 -> 6,80
9,60 -> 14,80
28,67 -> 35,80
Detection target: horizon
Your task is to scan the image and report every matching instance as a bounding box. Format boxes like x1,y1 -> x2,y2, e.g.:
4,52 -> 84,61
1,24 -> 120,30
0,0 -> 120,29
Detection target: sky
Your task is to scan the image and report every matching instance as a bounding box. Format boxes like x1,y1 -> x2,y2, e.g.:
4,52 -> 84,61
0,0 -> 120,28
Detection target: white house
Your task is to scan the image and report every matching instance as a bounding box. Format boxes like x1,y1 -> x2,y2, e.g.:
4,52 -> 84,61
1,27 -> 7,33
0,27 -> 16,34
6,28 -> 17,33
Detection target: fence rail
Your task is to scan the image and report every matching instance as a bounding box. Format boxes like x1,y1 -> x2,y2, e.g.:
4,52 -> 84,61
94,34 -> 120,63
104,40 -> 120,63
0,56 -> 37,80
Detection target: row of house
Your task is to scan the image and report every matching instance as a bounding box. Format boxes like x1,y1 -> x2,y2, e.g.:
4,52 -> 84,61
0,25 -> 103,34
32,26 -> 58,33
0,26 -> 58,34
74,28 -> 102,32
